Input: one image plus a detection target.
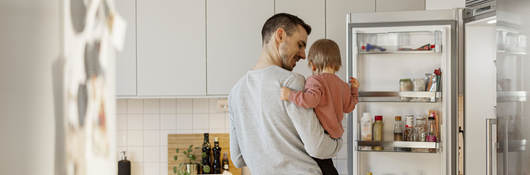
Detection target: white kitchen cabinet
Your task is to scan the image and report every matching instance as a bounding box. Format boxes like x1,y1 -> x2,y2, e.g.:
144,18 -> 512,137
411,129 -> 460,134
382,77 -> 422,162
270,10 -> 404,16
115,0 -> 137,96
426,0 -> 464,10
275,0 -> 326,78
326,0 -> 375,81
137,0 -> 206,96
376,0 -> 425,12
206,0 -> 274,95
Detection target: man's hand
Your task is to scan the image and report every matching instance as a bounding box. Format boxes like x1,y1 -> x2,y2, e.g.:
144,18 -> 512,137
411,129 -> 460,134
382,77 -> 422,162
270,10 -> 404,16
350,77 -> 360,89
280,87 -> 292,101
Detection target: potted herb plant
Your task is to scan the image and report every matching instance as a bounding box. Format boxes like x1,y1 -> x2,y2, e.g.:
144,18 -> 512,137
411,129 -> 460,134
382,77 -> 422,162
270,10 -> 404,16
173,145 -> 201,175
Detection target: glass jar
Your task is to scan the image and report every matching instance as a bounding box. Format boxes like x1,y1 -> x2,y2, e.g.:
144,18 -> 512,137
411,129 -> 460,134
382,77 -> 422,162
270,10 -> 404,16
414,115 -> 427,142
400,79 -> 413,101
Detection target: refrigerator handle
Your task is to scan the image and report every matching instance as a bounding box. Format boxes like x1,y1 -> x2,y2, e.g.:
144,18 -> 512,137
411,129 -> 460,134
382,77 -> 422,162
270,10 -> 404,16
486,118 -> 497,175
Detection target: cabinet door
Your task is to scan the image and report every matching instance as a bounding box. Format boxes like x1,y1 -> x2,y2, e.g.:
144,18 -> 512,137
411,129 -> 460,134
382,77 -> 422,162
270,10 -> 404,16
326,0 -> 375,81
275,0 -> 326,78
115,0 -> 137,96
137,0 -> 206,96
376,0 -> 425,12
206,0 -> 274,95
426,0 -> 464,10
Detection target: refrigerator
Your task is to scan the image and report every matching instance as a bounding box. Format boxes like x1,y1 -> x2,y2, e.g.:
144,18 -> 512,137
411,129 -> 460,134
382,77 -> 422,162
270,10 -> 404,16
463,0 -> 529,174
346,9 -> 461,175
346,0 -> 530,174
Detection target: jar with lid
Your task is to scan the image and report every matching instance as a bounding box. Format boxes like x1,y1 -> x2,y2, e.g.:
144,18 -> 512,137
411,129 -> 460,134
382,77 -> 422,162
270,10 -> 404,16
393,116 -> 404,141
404,115 -> 415,141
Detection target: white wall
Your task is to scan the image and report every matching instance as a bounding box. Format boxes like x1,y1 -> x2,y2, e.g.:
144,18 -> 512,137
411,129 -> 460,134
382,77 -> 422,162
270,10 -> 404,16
0,0 -> 61,175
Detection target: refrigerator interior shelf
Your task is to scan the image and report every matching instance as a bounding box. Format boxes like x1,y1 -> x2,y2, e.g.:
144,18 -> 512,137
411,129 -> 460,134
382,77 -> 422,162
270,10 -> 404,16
359,91 -> 441,103
497,91 -> 527,102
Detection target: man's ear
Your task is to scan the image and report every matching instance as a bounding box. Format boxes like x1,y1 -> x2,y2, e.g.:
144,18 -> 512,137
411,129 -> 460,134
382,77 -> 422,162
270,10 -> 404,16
275,28 -> 286,43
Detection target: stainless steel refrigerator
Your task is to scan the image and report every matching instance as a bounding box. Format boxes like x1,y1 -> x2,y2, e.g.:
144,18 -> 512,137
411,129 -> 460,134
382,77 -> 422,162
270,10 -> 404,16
463,0 -> 528,174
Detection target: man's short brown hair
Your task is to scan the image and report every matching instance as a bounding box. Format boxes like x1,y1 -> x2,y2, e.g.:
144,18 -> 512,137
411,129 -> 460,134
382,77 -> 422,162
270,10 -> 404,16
308,39 -> 342,73
261,13 -> 311,45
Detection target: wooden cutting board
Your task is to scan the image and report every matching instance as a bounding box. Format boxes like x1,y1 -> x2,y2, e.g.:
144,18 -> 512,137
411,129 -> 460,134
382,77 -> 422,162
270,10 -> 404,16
168,133 -> 241,175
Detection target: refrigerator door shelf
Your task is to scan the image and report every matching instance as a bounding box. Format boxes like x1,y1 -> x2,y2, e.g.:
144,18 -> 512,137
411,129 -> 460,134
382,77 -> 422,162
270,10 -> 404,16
359,91 -> 442,103
356,141 -> 439,153
358,50 -> 440,54
393,141 -> 438,149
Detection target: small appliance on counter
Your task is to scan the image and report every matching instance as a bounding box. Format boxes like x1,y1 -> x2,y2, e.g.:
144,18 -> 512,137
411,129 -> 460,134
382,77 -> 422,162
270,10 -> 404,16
118,151 -> 131,175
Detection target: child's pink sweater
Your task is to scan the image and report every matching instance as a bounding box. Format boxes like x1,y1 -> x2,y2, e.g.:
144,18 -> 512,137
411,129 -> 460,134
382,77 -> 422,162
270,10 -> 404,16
289,73 -> 359,138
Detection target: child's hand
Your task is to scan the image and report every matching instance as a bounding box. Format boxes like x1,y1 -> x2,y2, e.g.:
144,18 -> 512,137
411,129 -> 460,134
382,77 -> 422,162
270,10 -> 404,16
350,77 -> 360,88
280,87 -> 291,101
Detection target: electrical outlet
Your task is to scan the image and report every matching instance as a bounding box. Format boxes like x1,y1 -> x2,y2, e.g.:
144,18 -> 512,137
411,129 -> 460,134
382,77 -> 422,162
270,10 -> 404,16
217,99 -> 228,112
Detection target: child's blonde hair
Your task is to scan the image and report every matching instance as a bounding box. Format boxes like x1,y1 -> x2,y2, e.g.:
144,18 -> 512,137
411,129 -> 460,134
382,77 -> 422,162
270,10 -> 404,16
307,39 -> 342,73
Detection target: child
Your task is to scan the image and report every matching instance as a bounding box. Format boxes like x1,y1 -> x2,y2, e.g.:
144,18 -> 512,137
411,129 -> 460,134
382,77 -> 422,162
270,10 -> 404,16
280,39 -> 359,175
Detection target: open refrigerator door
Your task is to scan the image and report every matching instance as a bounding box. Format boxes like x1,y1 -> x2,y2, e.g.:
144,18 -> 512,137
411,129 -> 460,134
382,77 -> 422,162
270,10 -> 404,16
346,10 -> 459,175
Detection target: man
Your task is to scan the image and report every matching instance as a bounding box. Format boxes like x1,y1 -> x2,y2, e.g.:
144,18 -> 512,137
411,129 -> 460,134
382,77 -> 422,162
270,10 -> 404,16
228,13 -> 342,175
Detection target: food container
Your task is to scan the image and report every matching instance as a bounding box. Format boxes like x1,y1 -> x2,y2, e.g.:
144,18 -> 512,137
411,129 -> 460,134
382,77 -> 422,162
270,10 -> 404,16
400,79 -> 413,101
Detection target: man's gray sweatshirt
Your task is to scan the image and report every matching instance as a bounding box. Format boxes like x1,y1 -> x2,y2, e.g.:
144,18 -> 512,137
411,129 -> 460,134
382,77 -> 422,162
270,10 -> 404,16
228,66 -> 343,175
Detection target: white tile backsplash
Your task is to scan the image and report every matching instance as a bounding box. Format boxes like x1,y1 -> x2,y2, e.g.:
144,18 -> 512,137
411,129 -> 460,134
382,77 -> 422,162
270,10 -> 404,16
209,99 -> 221,114
160,162 -> 168,175
117,115 -> 127,131
117,98 -> 231,175
127,99 -> 143,114
143,146 -> 160,162
160,114 -> 177,130
118,131 -> 128,147
128,130 -> 144,147
176,115 -> 193,130
160,99 -> 177,114
144,162 -> 160,175
209,114 -> 225,130
128,147 -> 144,162
128,114 -> 143,130
117,100 -> 127,114
143,99 -> 160,114
192,114 -> 209,130
143,114 -> 160,130
132,162 -> 143,175
176,99 -> 193,114
160,146 -> 168,162
192,99 -> 209,114
143,130 -> 160,146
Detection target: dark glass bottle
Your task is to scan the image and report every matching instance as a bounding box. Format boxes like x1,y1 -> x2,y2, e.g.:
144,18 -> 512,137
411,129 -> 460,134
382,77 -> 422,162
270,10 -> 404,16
201,133 -> 211,174
118,151 -> 131,175
212,137 -> 222,174
222,152 -> 229,172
